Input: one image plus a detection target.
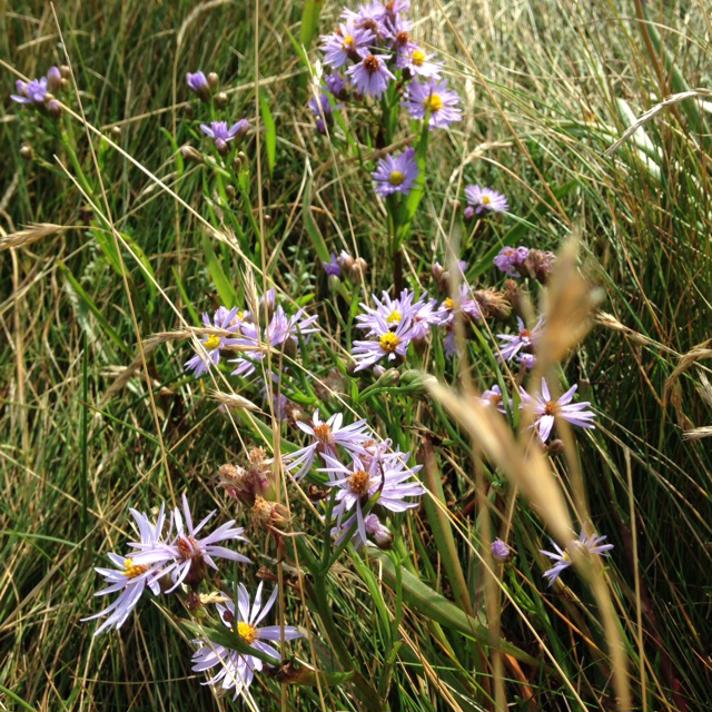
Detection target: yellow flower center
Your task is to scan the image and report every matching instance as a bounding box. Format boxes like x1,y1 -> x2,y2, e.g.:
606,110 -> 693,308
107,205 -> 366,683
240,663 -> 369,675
348,469 -> 371,496
544,401 -> 558,416
343,34 -> 354,48
424,93 -> 443,112
388,170 -> 405,186
123,558 -> 148,580
412,49 -> 426,66
379,332 -> 400,352
443,297 -> 454,310
237,621 -> 258,645
481,194 -> 491,205
386,309 -> 402,324
204,334 -> 221,350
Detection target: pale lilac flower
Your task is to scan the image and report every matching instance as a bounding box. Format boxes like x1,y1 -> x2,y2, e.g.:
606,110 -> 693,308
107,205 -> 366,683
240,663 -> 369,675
320,20 -> 374,68
496,316 -> 544,362
322,253 -> 341,277
11,76 -> 48,105
397,45 -> 442,78
491,538 -> 511,561
519,379 -> 596,442
347,52 -> 395,98
403,78 -> 461,129
283,409 -> 370,480
541,530 -> 614,586
82,506 -> 170,636
321,449 -> 424,545
493,246 -> 530,277
156,494 -> 251,591
186,71 -> 209,97
372,147 -> 418,197
342,1 -> 390,39
192,583 -> 302,700
464,185 -> 508,214
185,306 -> 242,377
352,315 -> 413,371
436,284 -> 483,327
480,384 -> 507,414
200,120 -> 249,153
230,305 -> 319,377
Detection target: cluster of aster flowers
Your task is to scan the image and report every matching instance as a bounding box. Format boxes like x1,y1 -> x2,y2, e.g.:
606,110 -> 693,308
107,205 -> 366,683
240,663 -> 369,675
184,290 -> 319,379
283,408 -> 424,547
351,279 -> 513,369
10,64 -> 69,116
185,69 -> 250,155
84,495 -> 302,702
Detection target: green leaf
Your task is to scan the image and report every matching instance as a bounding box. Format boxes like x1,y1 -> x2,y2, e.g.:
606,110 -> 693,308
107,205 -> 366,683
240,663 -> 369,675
260,91 -> 277,176
182,620 -> 280,665
366,549 -> 539,666
300,0 -> 322,48
201,234 -> 237,307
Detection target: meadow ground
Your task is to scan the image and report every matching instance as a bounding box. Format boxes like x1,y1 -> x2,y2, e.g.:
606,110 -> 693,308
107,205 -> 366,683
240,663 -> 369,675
1,1 -> 711,711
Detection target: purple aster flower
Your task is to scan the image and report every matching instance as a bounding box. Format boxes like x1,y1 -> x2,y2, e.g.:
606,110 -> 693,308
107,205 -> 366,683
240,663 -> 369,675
322,253 -> 341,277
519,379 -> 596,443
352,314 -> 413,371
152,493 -> 251,591
185,306 -> 242,378
320,20 -> 374,68
372,147 -> 418,197
403,78 -> 461,129
356,289 -> 438,341
200,120 -> 249,154
342,1 -> 390,40
283,409 -> 369,480
480,384 -> 507,414
436,284 -> 483,327
82,506 -> 170,636
11,76 -> 48,106
464,185 -> 508,214
230,305 -> 319,378
493,246 -> 530,277
491,538 -> 511,561
397,45 -> 442,78
496,316 -> 544,363
541,530 -> 614,586
347,52 -> 395,98
364,513 -> 393,548
186,70 -> 209,98
321,449 -> 424,546
192,583 -> 302,700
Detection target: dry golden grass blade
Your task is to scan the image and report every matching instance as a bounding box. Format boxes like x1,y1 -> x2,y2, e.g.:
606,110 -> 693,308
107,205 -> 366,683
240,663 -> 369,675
0,223 -> 69,251
426,378 -> 573,545
211,391 -> 258,412
536,237 -> 601,369
682,426 -> 712,441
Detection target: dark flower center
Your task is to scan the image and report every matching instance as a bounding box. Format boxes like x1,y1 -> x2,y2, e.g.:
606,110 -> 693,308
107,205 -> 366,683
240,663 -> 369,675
363,55 -> 380,73
348,469 -> 371,496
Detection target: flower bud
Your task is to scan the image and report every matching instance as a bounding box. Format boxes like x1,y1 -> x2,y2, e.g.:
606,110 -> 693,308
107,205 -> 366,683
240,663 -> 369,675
491,537 -> 511,561
214,91 -> 229,108
365,514 -> 393,549
207,72 -> 219,89
336,250 -> 354,272
46,66 -> 62,93
463,205 -> 475,221
110,125 -> 121,139
180,144 -> 203,163
46,99 -> 61,117
60,65 -> 71,79
349,256 -> 368,280
225,184 -> 237,199
19,143 -> 33,160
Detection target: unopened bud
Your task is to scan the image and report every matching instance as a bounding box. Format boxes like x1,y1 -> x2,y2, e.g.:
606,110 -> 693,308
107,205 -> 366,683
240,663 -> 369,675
180,144 -> 203,162
46,66 -> 62,93
349,256 -> 368,280
225,184 -> 237,199
60,64 -> 71,79
207,72 -> 219,89
46,99 -> 61,117
365,514 -> 393,549
491,537 -> 511,561
110,125 -> 121,139
214,91 -> 229,108
546,439 -> 565,455
19,143 -> 33,160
